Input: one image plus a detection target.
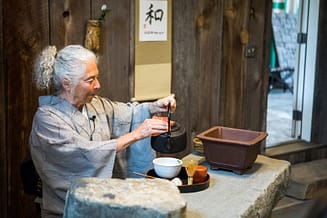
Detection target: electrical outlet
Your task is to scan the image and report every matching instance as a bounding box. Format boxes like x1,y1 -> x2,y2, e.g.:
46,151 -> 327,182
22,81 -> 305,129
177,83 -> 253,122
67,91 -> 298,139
245,45 -> 256,58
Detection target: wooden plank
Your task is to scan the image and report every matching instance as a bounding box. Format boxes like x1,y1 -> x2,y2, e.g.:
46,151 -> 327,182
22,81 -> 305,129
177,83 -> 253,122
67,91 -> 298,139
172,0 -> 223,155
4,0 -> 49,217
50,0 -> 90,49
243,0 -> 270,131
0,0 -> 7,216
92,0 -> 131,102
193,0 -> 223,131
311,0 -> 327,144
172,0 -> 197,155
220,0 -> 249,128
50,0 -> 131,102
130,0 -> 136,100
244,0 -> 271,152
219,0 -> 270,152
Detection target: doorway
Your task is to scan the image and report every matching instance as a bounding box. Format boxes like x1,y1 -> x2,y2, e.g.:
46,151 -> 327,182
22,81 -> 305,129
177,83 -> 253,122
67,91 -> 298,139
266,0 -> 320,147
266,0 -> 299,147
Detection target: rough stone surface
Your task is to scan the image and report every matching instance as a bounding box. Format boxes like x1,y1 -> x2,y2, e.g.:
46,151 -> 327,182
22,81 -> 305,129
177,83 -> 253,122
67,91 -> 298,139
182,154 -> 290,218
63,155 -> 290,218
286,158 -> 327,200
63,178 -> 186,218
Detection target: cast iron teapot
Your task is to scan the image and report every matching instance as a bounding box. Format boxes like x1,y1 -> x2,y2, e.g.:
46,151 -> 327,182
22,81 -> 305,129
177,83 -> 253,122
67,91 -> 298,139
151,103 -> 186,153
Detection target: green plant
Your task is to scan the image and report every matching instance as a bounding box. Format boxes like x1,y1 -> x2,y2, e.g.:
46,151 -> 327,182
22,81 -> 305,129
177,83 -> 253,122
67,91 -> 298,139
99,4 -> 111,21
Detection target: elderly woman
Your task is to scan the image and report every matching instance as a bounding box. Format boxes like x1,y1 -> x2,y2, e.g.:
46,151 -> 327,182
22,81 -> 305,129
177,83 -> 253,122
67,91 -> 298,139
29,45 -> 176,217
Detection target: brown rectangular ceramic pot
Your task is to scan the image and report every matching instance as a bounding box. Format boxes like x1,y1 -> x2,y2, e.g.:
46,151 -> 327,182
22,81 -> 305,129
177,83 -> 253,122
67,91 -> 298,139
197,126 -> 267,174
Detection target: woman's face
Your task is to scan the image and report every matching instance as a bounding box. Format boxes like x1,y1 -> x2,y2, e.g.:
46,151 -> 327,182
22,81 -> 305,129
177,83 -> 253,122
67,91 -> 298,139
72,60 -> 101,109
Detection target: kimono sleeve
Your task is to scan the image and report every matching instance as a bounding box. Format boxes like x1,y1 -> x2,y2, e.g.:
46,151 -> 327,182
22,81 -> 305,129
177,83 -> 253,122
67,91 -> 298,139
29,107 -> 118,180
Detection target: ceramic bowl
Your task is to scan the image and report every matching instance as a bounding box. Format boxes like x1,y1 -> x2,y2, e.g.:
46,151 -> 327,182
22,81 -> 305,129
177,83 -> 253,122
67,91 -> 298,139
153,157 -> 183,178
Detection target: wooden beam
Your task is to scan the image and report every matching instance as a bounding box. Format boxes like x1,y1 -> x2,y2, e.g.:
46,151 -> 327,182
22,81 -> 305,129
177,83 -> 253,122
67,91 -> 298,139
4,0 -> 50,217
172,0 -> 223,155
0,0 -> 7,216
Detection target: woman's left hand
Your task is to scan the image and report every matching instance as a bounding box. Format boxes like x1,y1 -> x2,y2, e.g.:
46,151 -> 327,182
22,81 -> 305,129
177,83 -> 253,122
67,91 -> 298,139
150,95 -> 176,114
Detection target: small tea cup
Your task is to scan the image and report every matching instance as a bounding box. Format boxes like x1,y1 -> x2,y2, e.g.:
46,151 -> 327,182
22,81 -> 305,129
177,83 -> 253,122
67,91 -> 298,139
193,165 -> 208,183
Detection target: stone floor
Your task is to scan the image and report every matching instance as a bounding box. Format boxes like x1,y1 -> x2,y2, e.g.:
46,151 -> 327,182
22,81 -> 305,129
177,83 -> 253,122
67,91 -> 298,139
266,89 -> 294,147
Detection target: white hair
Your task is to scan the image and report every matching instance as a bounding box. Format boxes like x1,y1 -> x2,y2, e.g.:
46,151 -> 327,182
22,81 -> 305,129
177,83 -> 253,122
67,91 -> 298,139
33,45 -> 97,94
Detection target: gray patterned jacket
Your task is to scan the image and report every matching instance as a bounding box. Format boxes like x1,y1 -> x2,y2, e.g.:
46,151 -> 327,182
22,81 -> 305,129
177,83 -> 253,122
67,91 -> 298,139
29,95 -> 155,217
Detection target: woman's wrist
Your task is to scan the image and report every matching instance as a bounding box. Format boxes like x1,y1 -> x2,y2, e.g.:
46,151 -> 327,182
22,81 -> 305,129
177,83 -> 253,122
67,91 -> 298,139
116,131 -> 140,152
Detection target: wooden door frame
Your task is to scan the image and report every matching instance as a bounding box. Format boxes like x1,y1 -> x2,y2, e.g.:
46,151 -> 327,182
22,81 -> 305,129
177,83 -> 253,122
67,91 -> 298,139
0,0 -> 8,215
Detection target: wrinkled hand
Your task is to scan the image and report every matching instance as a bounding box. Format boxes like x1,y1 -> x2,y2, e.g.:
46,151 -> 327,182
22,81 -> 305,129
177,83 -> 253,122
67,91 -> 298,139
150,95 -> 176,114
132,118 -> 169,139
152,116 -> 175,136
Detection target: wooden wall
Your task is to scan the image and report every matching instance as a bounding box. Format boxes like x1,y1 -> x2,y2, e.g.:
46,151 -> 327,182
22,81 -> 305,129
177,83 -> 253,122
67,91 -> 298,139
0,0 -> 6,217
0,0 -> 271,217
312,0 -> 327,143
172,0 -> 271,157
172,0 -> 223,149
4,1 -> 48,217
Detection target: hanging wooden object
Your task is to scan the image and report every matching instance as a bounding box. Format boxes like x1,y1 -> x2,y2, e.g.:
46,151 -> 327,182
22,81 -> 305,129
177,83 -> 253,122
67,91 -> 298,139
84,19 -> 101,53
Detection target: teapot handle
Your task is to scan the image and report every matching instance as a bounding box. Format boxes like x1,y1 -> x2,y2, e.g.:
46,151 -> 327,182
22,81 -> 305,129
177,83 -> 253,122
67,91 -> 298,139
167,103 -> 171,134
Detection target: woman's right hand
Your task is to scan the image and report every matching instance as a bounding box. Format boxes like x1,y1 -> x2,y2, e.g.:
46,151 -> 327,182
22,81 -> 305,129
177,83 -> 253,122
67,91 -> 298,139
116,118 -> 168,152
133,118 -> 169,139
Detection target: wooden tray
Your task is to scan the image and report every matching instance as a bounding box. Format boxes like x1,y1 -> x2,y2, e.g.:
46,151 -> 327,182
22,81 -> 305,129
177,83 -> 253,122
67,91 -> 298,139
146,167 -> 210,193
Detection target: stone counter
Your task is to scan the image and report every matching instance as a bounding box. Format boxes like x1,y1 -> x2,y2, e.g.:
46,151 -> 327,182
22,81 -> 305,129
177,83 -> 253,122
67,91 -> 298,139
182,154 -> 290,218
64,178 -> 187,218
63,154 -> 290,218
